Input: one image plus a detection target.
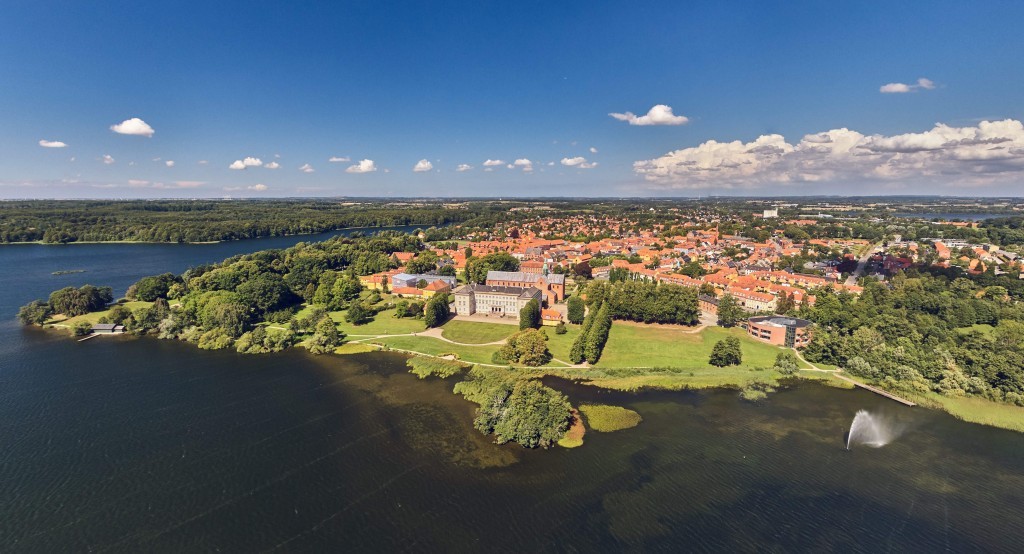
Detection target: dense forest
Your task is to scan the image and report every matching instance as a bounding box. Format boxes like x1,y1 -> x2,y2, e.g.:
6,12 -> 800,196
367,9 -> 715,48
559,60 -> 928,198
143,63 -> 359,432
0,200 -> 487,243
800,274 -> 1024,406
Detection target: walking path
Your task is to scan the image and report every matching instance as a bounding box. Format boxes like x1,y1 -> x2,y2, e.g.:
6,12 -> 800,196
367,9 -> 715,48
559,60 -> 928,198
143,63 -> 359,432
793,348 -> 916,406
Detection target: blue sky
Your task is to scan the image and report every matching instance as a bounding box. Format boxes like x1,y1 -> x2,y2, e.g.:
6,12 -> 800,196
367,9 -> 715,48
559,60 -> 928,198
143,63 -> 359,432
3,1 -> 1024,198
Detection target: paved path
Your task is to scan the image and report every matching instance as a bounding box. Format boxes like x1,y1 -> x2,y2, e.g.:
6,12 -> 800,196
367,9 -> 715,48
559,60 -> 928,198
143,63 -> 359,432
846,242 -> 882,286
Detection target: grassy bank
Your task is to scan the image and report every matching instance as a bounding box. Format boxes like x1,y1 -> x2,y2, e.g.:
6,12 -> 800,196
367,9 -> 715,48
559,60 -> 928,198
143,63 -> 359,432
46,301 -> 154,330
579,404 -> 642,432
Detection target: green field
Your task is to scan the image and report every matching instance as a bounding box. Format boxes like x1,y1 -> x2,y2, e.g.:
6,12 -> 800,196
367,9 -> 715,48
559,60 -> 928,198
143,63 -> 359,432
592,325 -> 791,370
375,335 -> 500,365
440,320 -> 516,344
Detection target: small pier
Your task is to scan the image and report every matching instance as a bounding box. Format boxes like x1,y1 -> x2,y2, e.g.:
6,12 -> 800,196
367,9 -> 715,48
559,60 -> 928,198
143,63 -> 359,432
834,373 -> 916,407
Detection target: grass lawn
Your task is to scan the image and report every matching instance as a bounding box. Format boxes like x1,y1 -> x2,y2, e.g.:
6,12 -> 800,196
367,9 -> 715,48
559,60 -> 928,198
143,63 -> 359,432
544,325 -> 581,363
50,301 -> 154,328
330,310 -> 426,336
374,335 -> 500,365
592,325 -> 787,370
440,320 -> 516,344
956,324 -> 995,336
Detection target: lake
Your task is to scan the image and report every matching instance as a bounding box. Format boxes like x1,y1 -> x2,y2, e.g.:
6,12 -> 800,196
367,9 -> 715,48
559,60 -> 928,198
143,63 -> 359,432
2,231 -> 1024,552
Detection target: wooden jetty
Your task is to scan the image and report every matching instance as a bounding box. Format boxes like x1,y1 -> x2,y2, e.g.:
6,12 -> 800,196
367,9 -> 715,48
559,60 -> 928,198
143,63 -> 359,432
834,373 -> 916,407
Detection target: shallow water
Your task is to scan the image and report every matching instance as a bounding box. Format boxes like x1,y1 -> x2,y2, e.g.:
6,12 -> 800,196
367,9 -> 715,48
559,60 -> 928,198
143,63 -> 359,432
2,234 -> 1023,552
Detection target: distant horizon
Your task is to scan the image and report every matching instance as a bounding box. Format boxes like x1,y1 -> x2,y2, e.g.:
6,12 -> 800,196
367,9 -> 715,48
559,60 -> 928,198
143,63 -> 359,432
2,194 -> 1023,202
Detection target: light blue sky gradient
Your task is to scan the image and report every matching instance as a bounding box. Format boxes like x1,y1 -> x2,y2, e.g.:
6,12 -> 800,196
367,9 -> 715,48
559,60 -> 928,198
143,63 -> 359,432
2,1 -> 1023,197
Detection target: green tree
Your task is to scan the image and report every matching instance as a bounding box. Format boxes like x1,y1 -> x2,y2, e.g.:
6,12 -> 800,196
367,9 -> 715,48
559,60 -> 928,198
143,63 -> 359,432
554,321 -> 567,335
709,337 -> 742,367
345,301 -> 371,325
497,328 -> 552,366
519,298 -> 541,330
17,300 -> 52,326
773,351 -> 799,375
716,294 -> 743,327
307,317 -> 343,354
584,301 -> 613,364
423,293 -> 450,328
465,252 -> 519,284
566,296 -> 585,324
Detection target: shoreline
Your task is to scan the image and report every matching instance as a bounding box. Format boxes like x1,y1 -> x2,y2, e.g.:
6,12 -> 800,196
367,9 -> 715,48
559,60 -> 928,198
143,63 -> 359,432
36,320 -> 1024,434
0,222 -> 445,246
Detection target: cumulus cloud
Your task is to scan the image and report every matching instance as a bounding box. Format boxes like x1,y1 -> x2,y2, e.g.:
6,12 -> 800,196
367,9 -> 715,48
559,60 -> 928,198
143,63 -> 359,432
589,147 -> 598,153
264,161 -> 280,169
880,77 -> 936,94
248,184 -> 268,191
562,157 -> 598,169
413,159 -> 433,172
456,164 -> 473,172
329,156 -> 350,163
229,157 -> 263,170
299,163 -> 315,173
482,159 -> 505,166
39,139 -> 67,148
109,117 -> 155,137
610,104 -> 689,126
346,159 -> 377,173
513,158 -> 532,167
634,119 -> 1024,189
102,154 -> 115,165
165,160 -> 175,167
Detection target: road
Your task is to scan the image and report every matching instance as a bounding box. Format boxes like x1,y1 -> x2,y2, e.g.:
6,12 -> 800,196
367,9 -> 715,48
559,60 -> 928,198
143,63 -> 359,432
845,242 -> 882,286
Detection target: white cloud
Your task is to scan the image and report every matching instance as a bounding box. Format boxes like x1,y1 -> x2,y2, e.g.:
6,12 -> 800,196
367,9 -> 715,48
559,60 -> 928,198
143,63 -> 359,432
165,160 -> 175,167
634,119 -> 1024,189
413,159 -> 433,172
346,159 -> 377,173
248,184 -> 268,191
229,157 -> 263,170
610,104 -> 689,126
39,139 -> 67,148
329,156 -> 351,163
264,161 -> 280,169
102,154 -> 115,165
173,180 -> 204,188
299,163 -> 315,173
456,164 -> 473,172
128,179 -> 149,186
109,117 -> 155,137
589,147 -> 598,153
880,77 -> 936,94
563,157 -> 599,169
198,160 -> 209,165
513,158 -> 532,167
483,159 -> 505,166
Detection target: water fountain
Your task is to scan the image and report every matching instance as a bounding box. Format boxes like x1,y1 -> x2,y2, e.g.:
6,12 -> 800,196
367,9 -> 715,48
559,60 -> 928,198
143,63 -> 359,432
845,409 -> 899,449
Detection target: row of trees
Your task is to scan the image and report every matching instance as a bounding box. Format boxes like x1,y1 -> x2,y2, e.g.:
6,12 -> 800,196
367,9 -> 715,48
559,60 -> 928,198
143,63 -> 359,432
17,285 -> 115,324
582,280 -> 700,325
569,301 -> 613,364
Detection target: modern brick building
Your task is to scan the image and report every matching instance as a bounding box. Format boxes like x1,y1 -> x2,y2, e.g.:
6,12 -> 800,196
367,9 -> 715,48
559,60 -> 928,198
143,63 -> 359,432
744,316 -> 812,347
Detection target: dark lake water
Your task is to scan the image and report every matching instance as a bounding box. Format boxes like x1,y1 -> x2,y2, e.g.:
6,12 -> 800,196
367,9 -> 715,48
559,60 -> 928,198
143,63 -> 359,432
3,231 -> 1024,552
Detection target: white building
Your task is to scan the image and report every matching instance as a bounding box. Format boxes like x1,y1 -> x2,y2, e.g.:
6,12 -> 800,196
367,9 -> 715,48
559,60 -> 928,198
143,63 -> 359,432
763,208 -> 779,218
453,284 -> 542,317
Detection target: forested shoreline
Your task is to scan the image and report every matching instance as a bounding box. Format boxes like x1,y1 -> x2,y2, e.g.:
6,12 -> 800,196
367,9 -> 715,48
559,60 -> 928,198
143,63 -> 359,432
0,200 -> 484,243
